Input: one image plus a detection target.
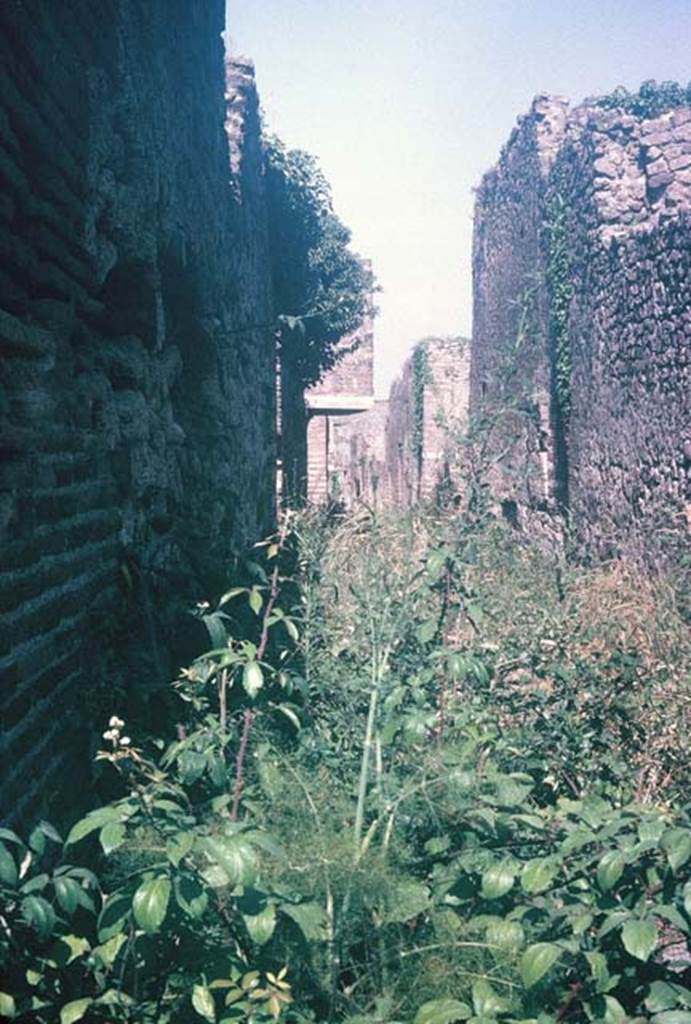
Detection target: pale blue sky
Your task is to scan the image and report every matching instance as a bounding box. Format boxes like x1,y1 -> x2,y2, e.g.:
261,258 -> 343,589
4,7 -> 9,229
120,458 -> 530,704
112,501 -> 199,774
225,1 -> 691,394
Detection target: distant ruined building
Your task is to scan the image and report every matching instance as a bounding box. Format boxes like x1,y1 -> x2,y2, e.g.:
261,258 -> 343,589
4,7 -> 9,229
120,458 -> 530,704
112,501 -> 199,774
303,298 -> 375,504
302,335 -> 469,509
385,338 -> 469,507
472,93 -> 691,558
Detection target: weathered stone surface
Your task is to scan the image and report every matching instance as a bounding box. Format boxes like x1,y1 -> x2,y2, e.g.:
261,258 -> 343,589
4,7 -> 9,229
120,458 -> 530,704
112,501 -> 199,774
385,338 -> 470,506
593,156 -> 620,178
471,93 -> 691,562
648,170 -> 675,189
328,398 -> 390,507
301,308 -> 375,505
300,335 -> 469,510
0,3 -> 276,823
647,156 -> 671,176
668,153 -> 691,171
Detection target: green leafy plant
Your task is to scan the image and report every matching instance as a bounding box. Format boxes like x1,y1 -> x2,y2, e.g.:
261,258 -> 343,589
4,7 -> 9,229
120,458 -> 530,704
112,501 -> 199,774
411,342 -> 432,479
265,137 -> 375,388
0,715 -> 305,1023
596,79 -> 691,119
0,528 -> 310,1023
3,478 -> 689,1024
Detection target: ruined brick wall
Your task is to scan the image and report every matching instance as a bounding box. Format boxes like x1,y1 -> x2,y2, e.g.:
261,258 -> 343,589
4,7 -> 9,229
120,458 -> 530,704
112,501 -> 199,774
308,316 -> 375,401
385,338 -> 470,507
305,414 -> 329,505
278,356 -> 308,507
303,310 -> 375,504
472,95 -> 691,557
328,399 -> 390,508
385,364 -> 415,507
472,97 -> 567,517
319,336 -> 470,510
0,2 -> 276,822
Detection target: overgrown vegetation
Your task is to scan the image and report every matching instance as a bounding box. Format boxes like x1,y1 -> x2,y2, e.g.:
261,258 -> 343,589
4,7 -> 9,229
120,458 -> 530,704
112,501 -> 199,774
545,186 -> 573,423
265,137 -> 374,387
595,79 -> 691,119
2,413 -> 690,1023
411,343 -> 432,477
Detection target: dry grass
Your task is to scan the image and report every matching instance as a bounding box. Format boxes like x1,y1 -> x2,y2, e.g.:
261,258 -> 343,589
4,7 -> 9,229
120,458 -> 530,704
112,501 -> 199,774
566,559 -> 689,670
298,508 -> 690,803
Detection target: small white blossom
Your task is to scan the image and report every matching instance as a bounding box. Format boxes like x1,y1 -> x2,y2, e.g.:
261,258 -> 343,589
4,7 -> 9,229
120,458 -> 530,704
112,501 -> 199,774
19,849 -> 32,880
109,715 -> 125,729
120,736 -> 131,746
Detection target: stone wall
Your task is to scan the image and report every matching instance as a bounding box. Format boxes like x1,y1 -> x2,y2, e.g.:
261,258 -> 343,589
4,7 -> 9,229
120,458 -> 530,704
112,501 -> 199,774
278,354 -> 308,507
386,338 -> 470,507
472,97 -> 566,520
303,309 -> 375,504
0,3 -> 276,822
310,319 -> 375,399
328,399 -> 390,507
313,336 -> 469,510
472,94 -> 691,557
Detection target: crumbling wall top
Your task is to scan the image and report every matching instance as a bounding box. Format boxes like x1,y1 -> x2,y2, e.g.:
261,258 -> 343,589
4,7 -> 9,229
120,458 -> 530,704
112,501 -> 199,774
225,54 -> 260,187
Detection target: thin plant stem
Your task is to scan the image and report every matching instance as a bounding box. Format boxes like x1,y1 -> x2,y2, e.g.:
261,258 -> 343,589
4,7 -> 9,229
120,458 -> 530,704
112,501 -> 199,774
230,518 -> 288,821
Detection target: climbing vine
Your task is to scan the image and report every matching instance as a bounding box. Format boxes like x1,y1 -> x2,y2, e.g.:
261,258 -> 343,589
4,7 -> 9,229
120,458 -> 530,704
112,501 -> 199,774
545,186 -> 573,421
411,342 -> 431,469
596,78 -> 691,119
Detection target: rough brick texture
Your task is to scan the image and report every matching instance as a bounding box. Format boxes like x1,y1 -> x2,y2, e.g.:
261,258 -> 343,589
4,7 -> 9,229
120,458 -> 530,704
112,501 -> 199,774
328,399 -> 390,507
0,3 -> 275,823
312,337 -> 469,510
278,355 -> 308,507
308,317 -> 375,401
472,95 -> 691,558
303,310 -> 375,504
386,338 -> 470,507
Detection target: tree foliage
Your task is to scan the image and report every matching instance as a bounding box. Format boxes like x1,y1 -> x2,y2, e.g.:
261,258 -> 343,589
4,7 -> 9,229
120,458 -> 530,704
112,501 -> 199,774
265,137 -> 375,387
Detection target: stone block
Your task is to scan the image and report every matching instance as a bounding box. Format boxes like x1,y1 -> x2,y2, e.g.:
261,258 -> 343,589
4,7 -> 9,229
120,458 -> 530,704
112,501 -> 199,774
593,156 -> 619,178
648,170 -> 674,189
646,156 -> 670,176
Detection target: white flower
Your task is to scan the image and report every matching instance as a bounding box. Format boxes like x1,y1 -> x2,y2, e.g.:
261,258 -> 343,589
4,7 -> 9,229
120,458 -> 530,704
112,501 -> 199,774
102,729 -> 118,742
120,736 -> 131,746
108,715 -> 125,729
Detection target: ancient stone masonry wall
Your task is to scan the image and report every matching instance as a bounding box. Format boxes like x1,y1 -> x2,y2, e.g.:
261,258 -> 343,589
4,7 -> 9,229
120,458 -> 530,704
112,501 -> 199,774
328,399 -> 390,508
278,359 -> 308,507
0,2 -> 276,823
303,310 -> 375,504
472,97 -> 568,519
386,338 -> 470,507
316,337 -> 470,511
472,94 -> 691,557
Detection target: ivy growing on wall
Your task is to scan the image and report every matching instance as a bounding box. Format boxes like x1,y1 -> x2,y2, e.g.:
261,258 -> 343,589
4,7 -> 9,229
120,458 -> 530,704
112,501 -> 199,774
596,78 -> 691,119
411,342 -> 431,469
545,188 -> 573,421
